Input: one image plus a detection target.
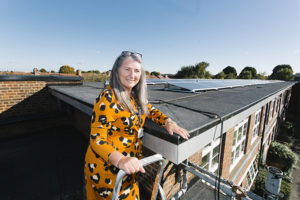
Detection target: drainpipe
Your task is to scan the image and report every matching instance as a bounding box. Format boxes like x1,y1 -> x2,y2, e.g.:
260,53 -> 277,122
258,103 -> 269,169
170,160 -> 188,200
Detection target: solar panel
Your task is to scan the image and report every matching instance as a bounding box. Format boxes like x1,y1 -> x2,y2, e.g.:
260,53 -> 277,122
146,79 -> 281,92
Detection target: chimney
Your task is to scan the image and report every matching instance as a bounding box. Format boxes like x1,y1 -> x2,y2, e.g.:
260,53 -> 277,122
76,69 -> 82,76
33,68 -> 39,75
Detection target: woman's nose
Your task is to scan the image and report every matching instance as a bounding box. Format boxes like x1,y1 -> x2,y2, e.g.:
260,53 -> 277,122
129,70 -> 135,77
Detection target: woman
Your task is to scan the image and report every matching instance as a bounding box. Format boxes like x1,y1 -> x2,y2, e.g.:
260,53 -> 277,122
84,51 -> 189,200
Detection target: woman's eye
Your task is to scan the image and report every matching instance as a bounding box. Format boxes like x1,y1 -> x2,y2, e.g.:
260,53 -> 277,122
135,69 -> 140,73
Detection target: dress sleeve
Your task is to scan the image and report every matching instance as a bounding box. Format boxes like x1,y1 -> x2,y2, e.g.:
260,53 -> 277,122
147,103 -> 169,126
90,89 -> 117,162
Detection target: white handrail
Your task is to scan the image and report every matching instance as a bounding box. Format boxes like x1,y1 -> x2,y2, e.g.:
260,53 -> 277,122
112,154 -> 165,200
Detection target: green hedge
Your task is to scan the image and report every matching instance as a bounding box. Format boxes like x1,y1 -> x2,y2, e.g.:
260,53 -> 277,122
267,142 -> 297,174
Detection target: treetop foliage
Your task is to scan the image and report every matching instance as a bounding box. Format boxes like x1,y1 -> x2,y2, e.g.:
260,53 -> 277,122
271,64 -> 293,74
213,71 -> 226,79
238,70 -> 252,79
150,71 -> 161,76
82,70 -> 100,74
175,61 -> 212,79
222,66 -> 237,76
269,64 -> 294,81
39,68 -> 47,73
239,66 -> 257,79
59,65 -> 75,74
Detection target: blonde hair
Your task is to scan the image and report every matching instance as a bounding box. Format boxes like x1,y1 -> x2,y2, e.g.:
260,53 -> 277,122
109,53 -> 149,116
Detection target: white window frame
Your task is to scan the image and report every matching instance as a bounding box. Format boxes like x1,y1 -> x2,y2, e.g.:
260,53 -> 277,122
230,118 -> 248,171
201,138 -> 221,173
245,157 -> 259,190
251,108 -> 261,143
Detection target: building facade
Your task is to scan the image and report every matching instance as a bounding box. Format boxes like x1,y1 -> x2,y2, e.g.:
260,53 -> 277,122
0,75 -> 294,199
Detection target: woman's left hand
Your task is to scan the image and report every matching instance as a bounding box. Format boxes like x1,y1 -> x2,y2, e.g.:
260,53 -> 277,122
164,119 -> 190,140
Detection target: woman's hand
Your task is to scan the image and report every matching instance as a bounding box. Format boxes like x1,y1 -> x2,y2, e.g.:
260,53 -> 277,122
117,157 -> 145,174
109,151 -> 145,174
164,119 -> 190,140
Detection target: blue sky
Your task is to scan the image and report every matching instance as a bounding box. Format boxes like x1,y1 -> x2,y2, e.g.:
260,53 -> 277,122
0,0 -> 299,75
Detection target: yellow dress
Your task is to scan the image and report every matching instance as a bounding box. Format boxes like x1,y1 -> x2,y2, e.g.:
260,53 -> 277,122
84,85 -> 168,200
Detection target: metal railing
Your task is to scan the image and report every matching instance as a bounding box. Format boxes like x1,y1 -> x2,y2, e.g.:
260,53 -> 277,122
112,154 -> 166,200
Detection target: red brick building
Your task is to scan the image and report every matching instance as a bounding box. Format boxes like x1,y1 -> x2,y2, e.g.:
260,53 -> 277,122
0,75 -> 295,199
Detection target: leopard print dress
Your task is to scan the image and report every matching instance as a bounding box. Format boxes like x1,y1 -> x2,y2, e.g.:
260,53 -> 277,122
84,85 -> 168,200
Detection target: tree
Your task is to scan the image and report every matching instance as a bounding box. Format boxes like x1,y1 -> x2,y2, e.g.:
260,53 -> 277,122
40,68 -> 47,73
175,62 -> 211,79
195,62 -> 210,78
226,73 -> 236,79
222,66 -> 237,77
50,70 -> 56,73
87,70 -> 100,74
175,65 -> 194,78
238,70 -> 252,79
256,72 -> 267,80
150,71 -> 160,76
205,71 -> 212,79
145,70 -> 150,75
213,71 -> 226,79
267,142 -> 297,174
59,65 -> 75,74
239,67 -> 257,79
269,65 -> 294,81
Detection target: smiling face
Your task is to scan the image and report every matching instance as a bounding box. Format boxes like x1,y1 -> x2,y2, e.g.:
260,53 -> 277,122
118,57 -> 142,94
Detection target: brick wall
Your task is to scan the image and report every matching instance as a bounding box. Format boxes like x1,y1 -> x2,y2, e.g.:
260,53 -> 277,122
220,127 -> 235,179
139,147 -> 202,199
245,113 -> 255,152
0,75 -> 82,120
258,105 -> 267,137
0,81 -> 52,119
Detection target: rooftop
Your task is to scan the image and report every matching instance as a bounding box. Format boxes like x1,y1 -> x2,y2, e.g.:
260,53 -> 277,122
49,80 -> 294,136
49,79 -> 295,164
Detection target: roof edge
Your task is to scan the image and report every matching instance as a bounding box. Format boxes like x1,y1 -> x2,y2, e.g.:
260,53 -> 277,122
0,75 -> 83,82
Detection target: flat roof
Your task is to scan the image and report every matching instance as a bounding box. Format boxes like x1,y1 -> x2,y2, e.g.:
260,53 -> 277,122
49,80 -> 294,133
49,80 -> 295,164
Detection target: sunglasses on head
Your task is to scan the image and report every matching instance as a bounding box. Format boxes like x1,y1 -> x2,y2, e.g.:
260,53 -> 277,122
121,51 -> 142,58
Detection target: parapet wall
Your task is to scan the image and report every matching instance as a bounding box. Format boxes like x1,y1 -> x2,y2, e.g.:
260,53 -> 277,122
0,75 -> 83,121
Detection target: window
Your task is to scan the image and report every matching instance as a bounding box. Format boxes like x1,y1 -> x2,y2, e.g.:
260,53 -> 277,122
201,138 -> 221,173
252,109 -> 261,143
201,154 -> 210,170
231,118 -> 248,169
245,158 -> 259,190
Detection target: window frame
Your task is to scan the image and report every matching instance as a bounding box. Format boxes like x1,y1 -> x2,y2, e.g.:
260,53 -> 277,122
245,157 -> 259,190
251,108 -> 262,143
201,138 -> 221,173
230,118 -> 249,171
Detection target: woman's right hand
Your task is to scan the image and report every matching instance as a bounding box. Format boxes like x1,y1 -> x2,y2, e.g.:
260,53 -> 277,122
117,157 -> 145,174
